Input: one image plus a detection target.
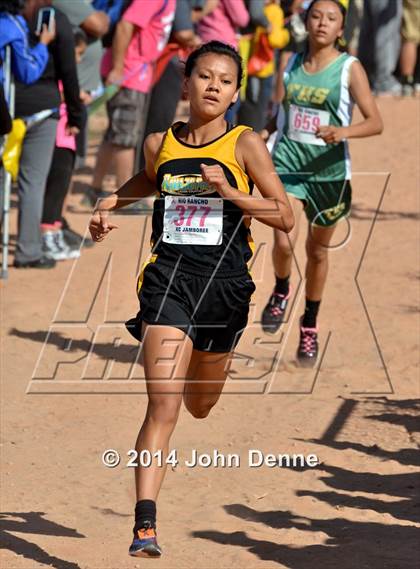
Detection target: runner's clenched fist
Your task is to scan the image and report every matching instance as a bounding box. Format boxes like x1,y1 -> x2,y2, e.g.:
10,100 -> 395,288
200,163 -> 232,195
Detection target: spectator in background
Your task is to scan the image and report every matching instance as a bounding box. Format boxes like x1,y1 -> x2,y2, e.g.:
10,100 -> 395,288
415,46 -> 420,94
0,82 -> 12,211
190,0 -> 219,26
244,0 -> 270,29
93,0 -> 130,47
196,0 -> 250,49
238,0 -> 289,131
13,0 -> 85,269
195,0 -> 249,122
93,0 -> 125,26
51,0 -> 109,245
52,0 -> 109,166
345,0 -> 363,55
0,0 -> 55,226
88,0 -> 175,205
136,0 -> 202,172
0,83 -> 12,135
52,0 -> 109,98
358,0 -> 403,95
273,0 -> 306,104
399,0 -> 419,96
0,0 -> 55,87
236,1 -> 270,119
40,27 -> 88,261
280,0 -> 307,53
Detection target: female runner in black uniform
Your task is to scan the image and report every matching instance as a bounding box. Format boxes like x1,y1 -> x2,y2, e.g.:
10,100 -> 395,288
89,41 -> 294,558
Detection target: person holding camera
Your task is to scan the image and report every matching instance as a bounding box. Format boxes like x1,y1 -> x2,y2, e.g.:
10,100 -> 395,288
13,0 -> 85,269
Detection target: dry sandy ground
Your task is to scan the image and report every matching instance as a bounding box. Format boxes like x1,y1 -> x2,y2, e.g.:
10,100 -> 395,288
1,98 -> 419,569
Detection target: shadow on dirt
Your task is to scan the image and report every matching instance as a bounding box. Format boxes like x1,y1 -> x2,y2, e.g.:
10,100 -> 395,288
192,398 -> 420,568
0,511 -> 84,569
9,327 -> 140,367
351,204 -> 419,221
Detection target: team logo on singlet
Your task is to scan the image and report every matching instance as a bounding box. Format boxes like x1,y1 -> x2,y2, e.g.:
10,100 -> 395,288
323,202 -> 346,221
287,83 -> 330,105
161,173 -> 214,196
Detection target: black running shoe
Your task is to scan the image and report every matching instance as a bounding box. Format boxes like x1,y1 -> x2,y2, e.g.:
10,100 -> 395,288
129,521 -> 162,558
261,288 -> 291,333
13,256 -> 56,269
297,319 -> 319,368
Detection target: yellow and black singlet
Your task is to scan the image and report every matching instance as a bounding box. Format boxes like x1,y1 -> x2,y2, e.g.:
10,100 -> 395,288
150,121 -> 254,274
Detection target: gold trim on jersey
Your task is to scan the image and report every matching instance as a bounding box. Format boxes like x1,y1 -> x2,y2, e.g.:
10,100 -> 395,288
154,123 -> 253,196
136,253 -> 158,295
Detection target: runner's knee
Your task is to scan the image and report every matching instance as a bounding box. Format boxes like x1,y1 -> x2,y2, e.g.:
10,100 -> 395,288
306,241 -> 328,264
188,405 -> 213,419
274,234 -> 293,257
146,397 -> 182,426
184,397 -> 216,419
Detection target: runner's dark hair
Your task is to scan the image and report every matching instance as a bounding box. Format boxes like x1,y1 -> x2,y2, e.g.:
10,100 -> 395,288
184,41 -> 243,90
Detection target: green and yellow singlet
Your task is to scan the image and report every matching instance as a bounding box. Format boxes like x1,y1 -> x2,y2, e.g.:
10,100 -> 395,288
273,52 -> 357,182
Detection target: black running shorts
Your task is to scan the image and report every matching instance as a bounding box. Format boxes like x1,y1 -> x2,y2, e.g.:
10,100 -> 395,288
125,259 -> 255,353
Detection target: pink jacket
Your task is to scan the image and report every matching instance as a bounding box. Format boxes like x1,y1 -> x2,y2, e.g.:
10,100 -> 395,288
56,81 -> 76,151
197,0 -> 249,48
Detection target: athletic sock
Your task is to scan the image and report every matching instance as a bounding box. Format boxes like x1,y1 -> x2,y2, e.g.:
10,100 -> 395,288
401,75 -> 414,86
274,275 -> 290,296
302,299 -> 320,328
134,499 -> 156,534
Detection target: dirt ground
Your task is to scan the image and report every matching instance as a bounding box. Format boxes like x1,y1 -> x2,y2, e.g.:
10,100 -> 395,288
1,97 -> 419,569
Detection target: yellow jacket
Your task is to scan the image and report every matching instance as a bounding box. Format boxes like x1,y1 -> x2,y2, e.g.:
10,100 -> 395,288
252,3 -> 289,78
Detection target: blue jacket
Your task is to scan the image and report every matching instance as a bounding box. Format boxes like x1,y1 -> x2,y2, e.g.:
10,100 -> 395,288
0,13 -> 49,88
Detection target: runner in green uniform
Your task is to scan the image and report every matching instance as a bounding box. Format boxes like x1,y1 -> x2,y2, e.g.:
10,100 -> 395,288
260,0 -> 383,366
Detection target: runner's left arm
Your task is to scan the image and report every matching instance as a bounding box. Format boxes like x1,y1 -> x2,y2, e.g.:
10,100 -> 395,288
201,130 -> 294,232
346,60 -> 384,138
316,61 -> 383,144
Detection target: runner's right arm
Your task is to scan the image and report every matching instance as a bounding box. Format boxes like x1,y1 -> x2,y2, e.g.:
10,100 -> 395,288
89,133 -> 163,241
260,64 -> 286,141
260,113 -> 278,141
